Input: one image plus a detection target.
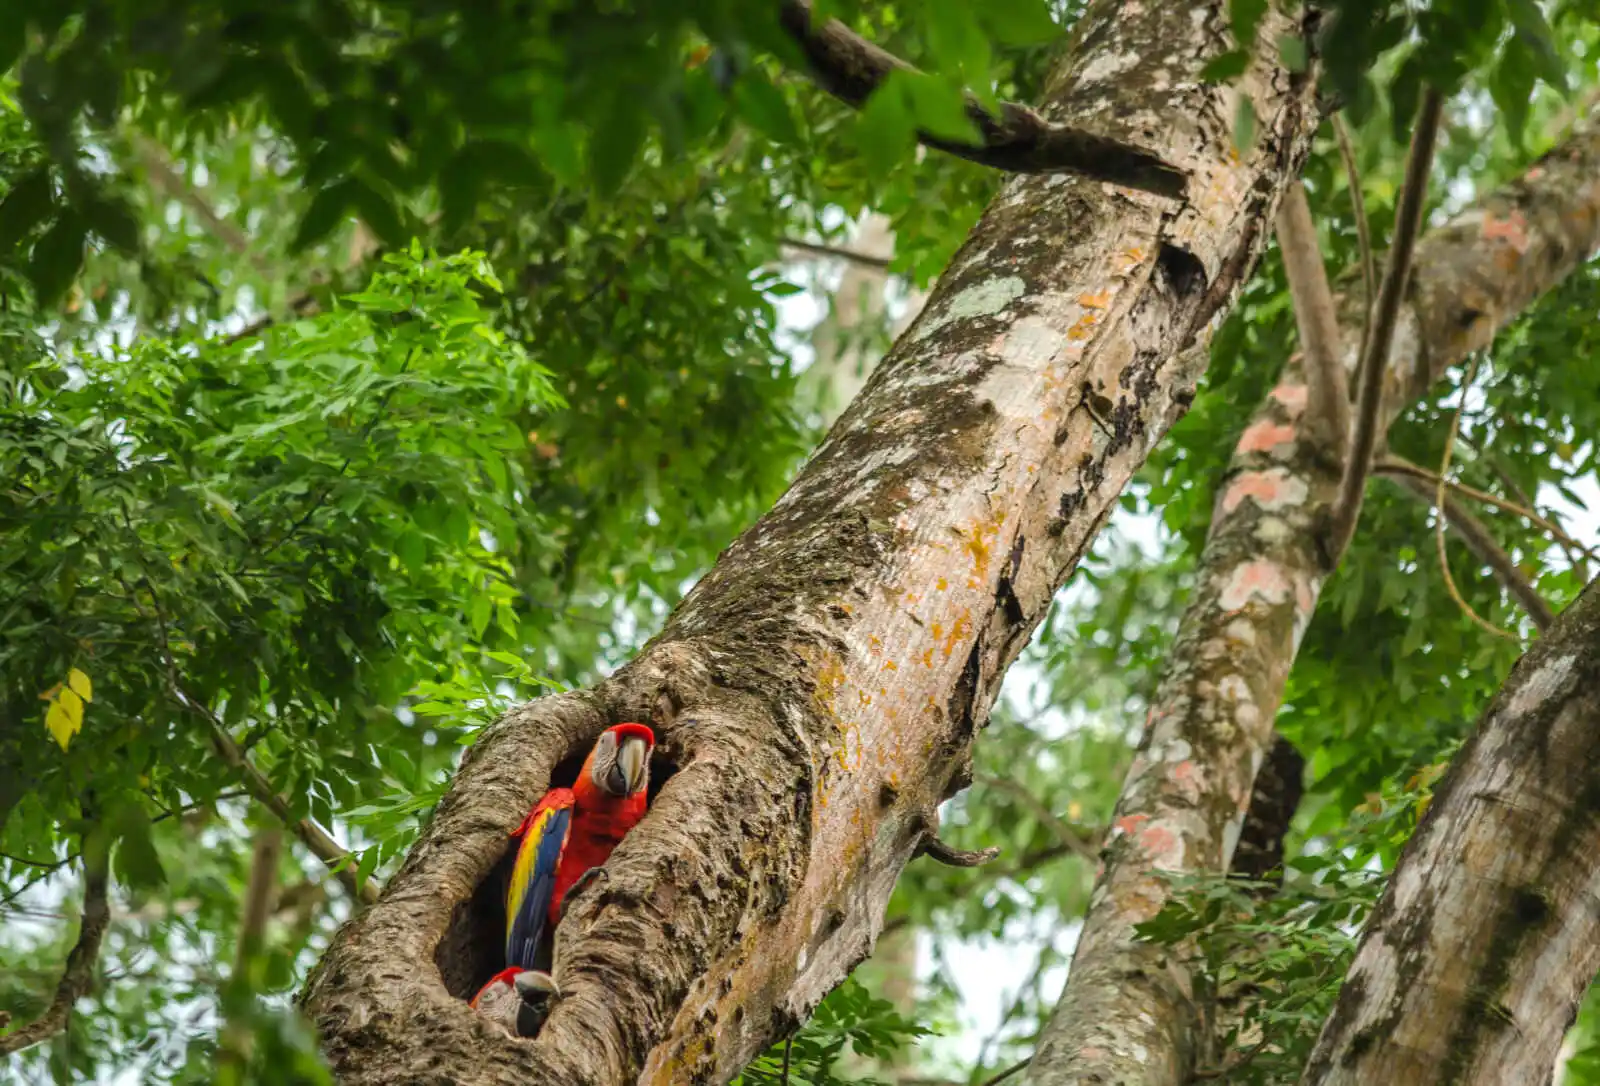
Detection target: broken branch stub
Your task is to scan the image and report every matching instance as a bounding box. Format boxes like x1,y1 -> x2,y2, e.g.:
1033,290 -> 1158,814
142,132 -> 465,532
301,0 -> 1320,1082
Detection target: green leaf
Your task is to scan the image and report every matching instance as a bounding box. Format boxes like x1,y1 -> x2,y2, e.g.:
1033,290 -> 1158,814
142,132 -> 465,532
1505,0 -> 1569,91
28,210 -> 87,307
348,179 -> 408,249
901,73 -> 982,146
588,95 -> 647,197
1228,0 -> 1270,47
733,72 -> 799,146
1489,47 -> 1536,150
291,180 -> 357,254
1278,34 -> 1308,74
1232,96 -> 1257,155
80,190 -> 142,255
853,75 -> 917,177
468,594 -> 492,638
979,0 -> 1061,46
1200,50 -> 1251,84
0,167 -> 54,256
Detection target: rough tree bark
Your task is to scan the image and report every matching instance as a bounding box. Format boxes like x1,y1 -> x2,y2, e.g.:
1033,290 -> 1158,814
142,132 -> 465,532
1028,104 -> 1600,1086
300,1 -> 1320,1082
1302,576 -> 1600,1085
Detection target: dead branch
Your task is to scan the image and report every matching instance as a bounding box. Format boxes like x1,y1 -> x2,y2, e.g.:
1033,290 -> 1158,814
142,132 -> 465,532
916,835 -> 1002,867
774,0 -> 1187,197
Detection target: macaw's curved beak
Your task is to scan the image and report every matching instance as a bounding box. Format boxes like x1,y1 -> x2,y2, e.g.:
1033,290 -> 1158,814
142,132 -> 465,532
617,735 -> 649,795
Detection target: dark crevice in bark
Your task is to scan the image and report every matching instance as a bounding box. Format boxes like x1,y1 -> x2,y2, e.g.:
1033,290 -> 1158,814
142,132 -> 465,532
1228,734 -> 1306,887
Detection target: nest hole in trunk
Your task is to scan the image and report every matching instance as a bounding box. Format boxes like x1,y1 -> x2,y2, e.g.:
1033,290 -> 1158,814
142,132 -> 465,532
434,745 -> 681,1000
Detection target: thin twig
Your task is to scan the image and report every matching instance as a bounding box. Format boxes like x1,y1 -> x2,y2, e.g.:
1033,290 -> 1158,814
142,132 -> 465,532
1332,113 -> 1377,354
981,1059 -> 1031,1086
780,236 -> 894,269
1193,1035 -> 1274,1080
1384,469 -> 1554,631
133,135 -> 271,276
973,773 -> 1097,862
0,850 -> 111,1055
1431,356 -> 1520,640
774,0 -> 1187,197
1373,457 -> 1598,562
1326,88 -> 1445,564
178,688 -> 379,904
1274,181 -> 1351,459
780,1037 -> 793,1085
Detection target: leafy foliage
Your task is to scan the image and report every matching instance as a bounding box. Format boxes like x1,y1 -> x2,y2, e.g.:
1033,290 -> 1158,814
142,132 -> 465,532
733,978 -> 932,1086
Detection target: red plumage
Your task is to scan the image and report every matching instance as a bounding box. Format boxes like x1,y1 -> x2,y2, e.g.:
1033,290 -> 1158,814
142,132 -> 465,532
504,722 -> 655,972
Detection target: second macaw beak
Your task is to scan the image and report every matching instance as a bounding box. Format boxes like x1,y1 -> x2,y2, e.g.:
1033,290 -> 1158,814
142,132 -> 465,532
616,735 -> 649,796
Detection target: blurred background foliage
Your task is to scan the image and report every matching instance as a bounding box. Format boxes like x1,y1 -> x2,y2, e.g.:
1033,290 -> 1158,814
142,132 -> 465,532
2,0 -> 1600,1083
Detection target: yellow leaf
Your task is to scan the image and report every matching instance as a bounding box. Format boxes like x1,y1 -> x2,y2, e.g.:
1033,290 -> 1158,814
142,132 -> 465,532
67,668 -> 92,703
45,699 -> 76,751
58,687 -> 84,730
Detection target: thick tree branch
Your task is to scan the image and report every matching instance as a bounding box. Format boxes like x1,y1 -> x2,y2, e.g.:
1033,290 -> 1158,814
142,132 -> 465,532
1326,88 -> 1445,562
774,0 -> 1188,197
1274,182 -> 1350,459
0,850 -> 111,1056
1383,468 -> 1555,632
1303,576 -> 1600,1084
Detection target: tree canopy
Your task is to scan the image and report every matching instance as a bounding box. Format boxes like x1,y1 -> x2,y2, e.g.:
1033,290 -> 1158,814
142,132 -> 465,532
4,1 -> 1600,1084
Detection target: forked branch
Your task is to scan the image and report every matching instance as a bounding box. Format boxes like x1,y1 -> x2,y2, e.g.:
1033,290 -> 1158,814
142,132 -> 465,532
774,0 -> 1187,197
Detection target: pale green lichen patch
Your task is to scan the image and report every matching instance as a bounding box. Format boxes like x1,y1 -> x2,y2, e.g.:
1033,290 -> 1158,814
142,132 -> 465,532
909,276 -> 1027,344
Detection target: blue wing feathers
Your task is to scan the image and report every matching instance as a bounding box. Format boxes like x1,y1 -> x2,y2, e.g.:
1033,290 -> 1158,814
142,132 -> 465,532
506,805 -> 572,970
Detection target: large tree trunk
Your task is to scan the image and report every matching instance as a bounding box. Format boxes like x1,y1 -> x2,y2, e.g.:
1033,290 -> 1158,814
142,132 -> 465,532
1302,576 -> 1600,1085
1028,105 -> 1600,1086
300,2 -> 1320,1082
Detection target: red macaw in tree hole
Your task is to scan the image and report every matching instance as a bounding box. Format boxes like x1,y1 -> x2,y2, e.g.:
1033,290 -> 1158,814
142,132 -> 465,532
469,722 -> 655,1035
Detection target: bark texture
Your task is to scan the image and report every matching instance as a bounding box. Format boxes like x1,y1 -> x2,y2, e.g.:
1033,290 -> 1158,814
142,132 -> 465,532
1030,103 -> 1600,1086
301,2 -> 1320,1082
1302,577 -> 1600,1085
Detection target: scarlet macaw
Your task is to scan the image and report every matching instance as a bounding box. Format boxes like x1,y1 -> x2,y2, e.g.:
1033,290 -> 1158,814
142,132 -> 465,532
469,966 -> 558,1037
505,722 -> 655,988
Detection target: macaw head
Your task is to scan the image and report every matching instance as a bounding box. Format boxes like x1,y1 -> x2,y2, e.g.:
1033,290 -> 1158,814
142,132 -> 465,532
587,722 -> 655,798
